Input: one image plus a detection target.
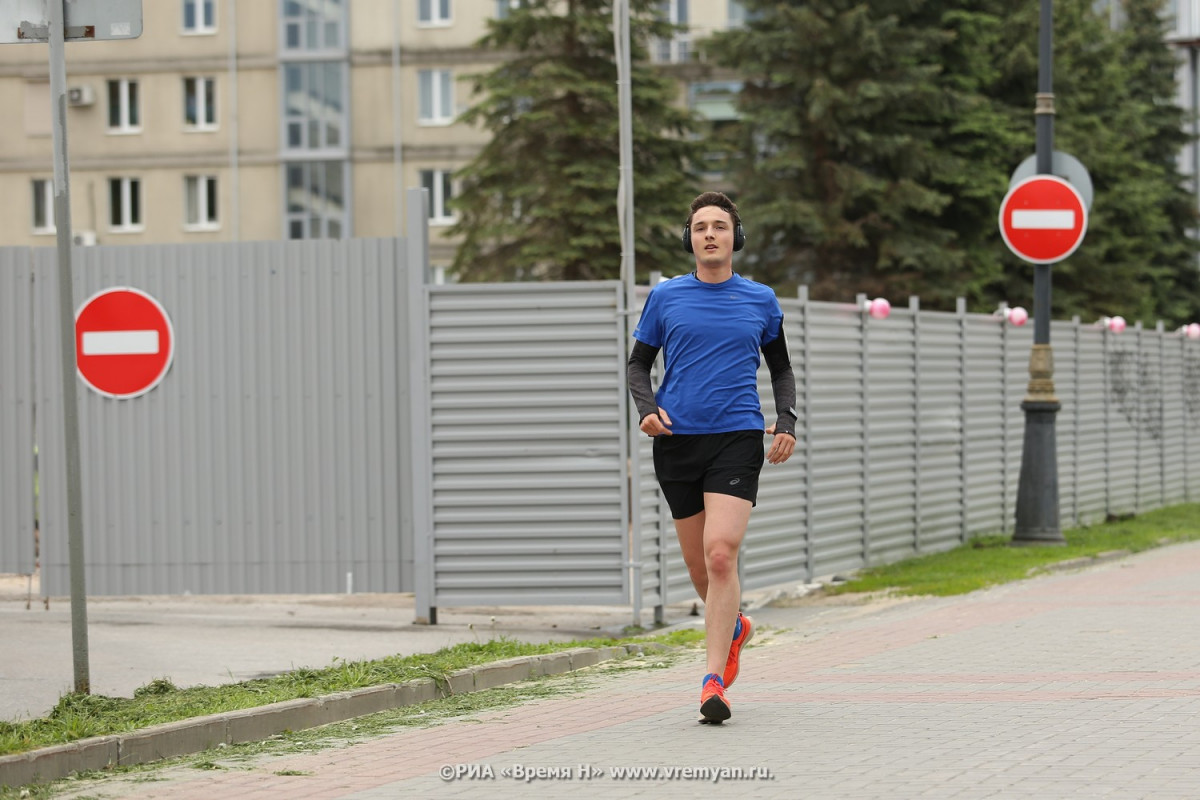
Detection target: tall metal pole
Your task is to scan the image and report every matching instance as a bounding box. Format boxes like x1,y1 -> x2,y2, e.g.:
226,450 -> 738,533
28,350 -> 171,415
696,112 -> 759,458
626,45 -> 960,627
614,0 -> 641,625
615,0 -> 635,298
47,0 -> 92,690
1013,0 -> 1066,545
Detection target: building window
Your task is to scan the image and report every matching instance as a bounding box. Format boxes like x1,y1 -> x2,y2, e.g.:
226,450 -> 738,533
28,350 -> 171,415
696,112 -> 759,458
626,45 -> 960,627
421,169 -> 455,225
182,0 -> 216,33
418,69 -> 454,125
728,0 -> 747,27
282,0 -> 345,51
184,176 -> 219,229
109,177 -> 142,231
286,161 -> 345,239
107,79 -> 140,132
419,0 -> 451,25
654,0 -> 690,63
283,63 -> 345,150
184,77 -> 217,130
32,179 -> 55,233
496,0 -> 524,18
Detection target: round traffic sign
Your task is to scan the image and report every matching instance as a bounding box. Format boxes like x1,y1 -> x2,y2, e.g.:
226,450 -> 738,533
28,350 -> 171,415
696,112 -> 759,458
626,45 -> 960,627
998,174 -> 1088,264
75,287 -> 174,399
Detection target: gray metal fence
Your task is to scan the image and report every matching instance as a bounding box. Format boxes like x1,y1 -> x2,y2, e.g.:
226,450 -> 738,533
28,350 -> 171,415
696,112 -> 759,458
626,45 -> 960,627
411,282 -> 631,621
0,249 -> 36,576
27,239 -> 411,595
4,232 -> 1200,617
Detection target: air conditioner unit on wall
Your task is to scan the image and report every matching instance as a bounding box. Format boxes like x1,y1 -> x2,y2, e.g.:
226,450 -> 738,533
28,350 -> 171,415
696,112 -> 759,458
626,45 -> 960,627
67,85 -> 94,107
72,230 -> 97,246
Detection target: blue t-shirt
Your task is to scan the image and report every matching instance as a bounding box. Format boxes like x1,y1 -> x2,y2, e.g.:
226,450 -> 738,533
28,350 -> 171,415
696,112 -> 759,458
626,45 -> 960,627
632,272 -> 784,435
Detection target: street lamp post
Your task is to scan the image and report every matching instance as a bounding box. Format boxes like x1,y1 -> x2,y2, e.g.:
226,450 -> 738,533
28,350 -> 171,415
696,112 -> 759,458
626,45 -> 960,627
1013,0 -> 1067,545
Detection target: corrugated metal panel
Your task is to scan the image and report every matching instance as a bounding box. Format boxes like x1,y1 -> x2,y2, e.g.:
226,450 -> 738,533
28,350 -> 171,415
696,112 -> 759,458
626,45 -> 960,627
1137,325 -> 1166,510
1073,326 -> 1109,525
1052,319 -> 1080,526
636,433 -> 678,608
0,249 -> 36,575
865,307 -> 918,565
1004,320 -> 1033,528
915,310 -> 965,554
1183,339 -> 1200,503
1104,328 -> 1140,515
963,315 -> 1007,536
745,296 -> 808,590
1161,332 -> 1187,506
427,282 -> 628,606
36,240 -> 407,595
807,301 -> 867,578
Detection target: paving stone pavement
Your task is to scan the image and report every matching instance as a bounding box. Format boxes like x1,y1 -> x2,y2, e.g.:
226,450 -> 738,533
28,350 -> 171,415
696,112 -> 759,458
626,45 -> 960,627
48,540 -> 1200,799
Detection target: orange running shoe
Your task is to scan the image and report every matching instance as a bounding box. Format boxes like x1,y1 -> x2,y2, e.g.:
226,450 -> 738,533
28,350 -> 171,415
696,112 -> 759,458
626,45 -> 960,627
722,612 -> 754,688
700,673 -> 731,722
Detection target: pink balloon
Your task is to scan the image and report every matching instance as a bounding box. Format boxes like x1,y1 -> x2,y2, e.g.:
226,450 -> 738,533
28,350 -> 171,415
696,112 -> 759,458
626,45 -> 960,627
1007,306 -> 1029,327
1108,316 -> 1126,334
868,298 -> 891,320
1186,323 -> 1200,340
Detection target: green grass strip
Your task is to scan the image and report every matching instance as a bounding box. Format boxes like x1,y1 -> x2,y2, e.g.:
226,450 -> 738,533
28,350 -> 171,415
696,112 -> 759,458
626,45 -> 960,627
0,629 -> 703,758
828,503 -> 1200,598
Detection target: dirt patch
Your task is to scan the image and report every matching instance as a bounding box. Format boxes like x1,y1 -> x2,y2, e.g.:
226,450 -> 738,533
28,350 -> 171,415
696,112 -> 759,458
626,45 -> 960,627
769,587 -> 921,610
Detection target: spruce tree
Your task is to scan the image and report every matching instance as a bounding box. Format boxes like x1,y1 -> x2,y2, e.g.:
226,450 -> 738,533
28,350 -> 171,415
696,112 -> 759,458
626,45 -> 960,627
448,0 -> 701,282
984,0 -> 1199,325
924,1 -> 1038,309
705,0 -> 963,302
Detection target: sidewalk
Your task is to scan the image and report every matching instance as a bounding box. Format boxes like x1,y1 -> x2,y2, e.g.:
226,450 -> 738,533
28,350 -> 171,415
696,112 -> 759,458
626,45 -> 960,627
37,539 -> 1200,799
0,587 -> 656,723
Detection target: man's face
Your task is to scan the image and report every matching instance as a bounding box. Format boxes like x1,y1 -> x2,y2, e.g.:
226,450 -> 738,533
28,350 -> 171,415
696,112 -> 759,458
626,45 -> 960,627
688,206 -> 736,266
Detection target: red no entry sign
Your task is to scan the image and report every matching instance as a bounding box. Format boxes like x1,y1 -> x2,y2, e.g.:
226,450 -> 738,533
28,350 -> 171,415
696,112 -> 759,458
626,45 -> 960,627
998,175 -> 1088,264
75,287 -> 174,398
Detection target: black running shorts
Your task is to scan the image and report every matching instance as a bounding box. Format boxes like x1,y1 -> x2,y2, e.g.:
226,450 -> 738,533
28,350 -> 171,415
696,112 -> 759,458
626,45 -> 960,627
651,430 -> 765,519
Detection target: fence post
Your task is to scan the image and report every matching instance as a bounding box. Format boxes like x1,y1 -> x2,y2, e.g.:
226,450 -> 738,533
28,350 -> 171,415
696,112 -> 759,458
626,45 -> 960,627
1103,324 -> 1111,518
1072,315 -> 1081,527
800,285 -> 814,582
857,293 -> 871,567
1001,302 -> 1009,535
1158,321 -> 1166,509
957,297 -> 968,544
407,187 -> 436,625
1135,321 -> 1143,514
910,296 -> 922,553
1185,333 -> 1191,504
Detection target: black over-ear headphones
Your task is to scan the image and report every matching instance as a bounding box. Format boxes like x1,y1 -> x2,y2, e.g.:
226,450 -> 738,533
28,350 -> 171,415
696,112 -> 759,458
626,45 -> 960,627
682,220 -> 746,253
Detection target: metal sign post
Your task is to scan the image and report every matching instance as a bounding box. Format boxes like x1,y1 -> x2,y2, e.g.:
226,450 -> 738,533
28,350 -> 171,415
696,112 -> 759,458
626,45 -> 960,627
8,0 -> 143,695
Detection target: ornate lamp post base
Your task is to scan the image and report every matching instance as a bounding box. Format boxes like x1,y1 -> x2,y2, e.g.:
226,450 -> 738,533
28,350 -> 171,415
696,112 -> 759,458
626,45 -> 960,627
1013,344 -> 1066,546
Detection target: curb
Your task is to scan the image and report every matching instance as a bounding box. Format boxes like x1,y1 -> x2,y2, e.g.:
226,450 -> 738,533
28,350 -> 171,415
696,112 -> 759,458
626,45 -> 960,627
0,642 -> 671,789
1031,549 -> 1134,575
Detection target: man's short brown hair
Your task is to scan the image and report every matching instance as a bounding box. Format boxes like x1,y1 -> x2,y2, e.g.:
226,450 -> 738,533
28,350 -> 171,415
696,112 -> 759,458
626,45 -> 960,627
687,191 -> 741,229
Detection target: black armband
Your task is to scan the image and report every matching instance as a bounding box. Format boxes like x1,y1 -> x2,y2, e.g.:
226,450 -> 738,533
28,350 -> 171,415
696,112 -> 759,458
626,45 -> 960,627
761,330 -> 797,438
626,340 -> 661,421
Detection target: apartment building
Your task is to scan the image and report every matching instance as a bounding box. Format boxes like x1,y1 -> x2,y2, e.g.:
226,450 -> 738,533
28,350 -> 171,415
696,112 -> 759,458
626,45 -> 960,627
0,0 -> 744,271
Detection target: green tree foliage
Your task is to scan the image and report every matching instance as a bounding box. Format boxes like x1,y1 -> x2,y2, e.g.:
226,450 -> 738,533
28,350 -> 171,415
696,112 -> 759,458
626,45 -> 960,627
1067,0 -> 1198,324
708,0 -> 1200,324
448,0 -> 701,281
923,1 -> 1037,307
705,0 -> 963,302
985,0 -> 1199,324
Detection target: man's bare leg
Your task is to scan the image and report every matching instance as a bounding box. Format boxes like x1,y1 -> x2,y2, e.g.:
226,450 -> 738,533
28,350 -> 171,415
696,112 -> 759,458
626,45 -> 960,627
698,493 -> 751,677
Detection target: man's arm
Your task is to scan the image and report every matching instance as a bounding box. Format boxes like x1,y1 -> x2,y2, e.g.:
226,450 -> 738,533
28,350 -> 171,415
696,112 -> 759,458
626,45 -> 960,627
761,333 -> 797,438
626,340 -> 661,421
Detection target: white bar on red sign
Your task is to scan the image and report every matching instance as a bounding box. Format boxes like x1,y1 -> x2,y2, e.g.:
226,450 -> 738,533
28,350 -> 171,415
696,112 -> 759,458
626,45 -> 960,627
81,330 -> 160,356
1011,210 -> 1075,230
